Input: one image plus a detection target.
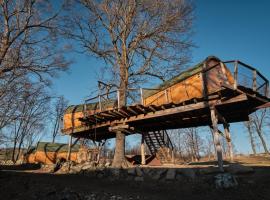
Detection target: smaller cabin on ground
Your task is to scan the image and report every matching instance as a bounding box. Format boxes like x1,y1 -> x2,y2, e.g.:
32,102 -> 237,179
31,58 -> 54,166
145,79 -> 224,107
25,142 -> 99,165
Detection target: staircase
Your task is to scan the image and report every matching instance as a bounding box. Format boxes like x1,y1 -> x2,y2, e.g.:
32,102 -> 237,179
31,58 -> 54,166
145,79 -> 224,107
144,130 -> 174,164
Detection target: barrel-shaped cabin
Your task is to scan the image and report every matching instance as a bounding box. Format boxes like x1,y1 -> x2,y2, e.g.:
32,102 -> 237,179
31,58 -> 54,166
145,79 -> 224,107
142,56 -> 234,106
63,100 -> 117,134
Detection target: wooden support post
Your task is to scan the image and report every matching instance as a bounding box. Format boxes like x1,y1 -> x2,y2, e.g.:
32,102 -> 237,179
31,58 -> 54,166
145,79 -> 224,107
98,95 -> 102,111
223,123 -> 233,162
253,70 -> 257,91
234,61 -> 238,89
165,90 -> 169,103
210,108 -> 224,172
141,134 -> 146,165
67,135 -> 72,162
117,90 -> 120,109
266,82 -> 269,98
140,88 -> 144,105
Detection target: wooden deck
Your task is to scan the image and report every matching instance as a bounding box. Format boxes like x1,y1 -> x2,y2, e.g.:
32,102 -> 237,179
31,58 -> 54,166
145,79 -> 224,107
62,85 -> 269,141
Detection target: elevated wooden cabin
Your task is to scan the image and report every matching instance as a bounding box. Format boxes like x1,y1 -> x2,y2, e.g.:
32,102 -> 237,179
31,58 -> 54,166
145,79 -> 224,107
61,56 -> 269,140
142,56 -> 234,106
63,100 -> 117,136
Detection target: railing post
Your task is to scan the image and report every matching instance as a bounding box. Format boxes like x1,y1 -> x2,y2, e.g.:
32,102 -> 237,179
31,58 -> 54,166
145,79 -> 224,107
164,89 -> 169,103
98,95 -> 102,111
140,88 -> 144,105
117,90 -> 120,109
266,82 -> 269,98
253,70 -> 257,91
83,103 -> 87,117
234,61 -> 238,89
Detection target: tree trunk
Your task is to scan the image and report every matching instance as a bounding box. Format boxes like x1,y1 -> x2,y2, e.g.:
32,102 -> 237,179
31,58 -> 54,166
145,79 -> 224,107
210,108 -> 224,172
112,60 -> 128,167
246,122 -> 257,155
112,130 -> 126,168
223,123 -> 233,161
257,130 -> 269,154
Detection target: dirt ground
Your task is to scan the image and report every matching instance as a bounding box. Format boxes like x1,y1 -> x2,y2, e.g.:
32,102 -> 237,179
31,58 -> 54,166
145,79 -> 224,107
1,155 -> 270,200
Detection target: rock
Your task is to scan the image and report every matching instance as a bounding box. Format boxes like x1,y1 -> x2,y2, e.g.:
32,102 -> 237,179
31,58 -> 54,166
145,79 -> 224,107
127,168 -> 136,176
134,176 -> 144,182
111,168 -> 121,177
215,173 -> 238,189
142,167 -> 151,175
81,161 -> 95,170
175,174 -> 183,181
165,169 -> 176,180
199,167 -> 220,175
135,166 -> 143,177
227,164 -> 254,174
178,168 -> 196,180
69,165 -> 82,173
151,169 -> 167,180
105,162 -> 111,167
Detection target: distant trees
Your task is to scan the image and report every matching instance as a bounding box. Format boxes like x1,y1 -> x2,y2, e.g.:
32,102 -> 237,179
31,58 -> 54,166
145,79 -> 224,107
64,0 -> 194,167
0,0 -> 70,161
4,82 -> 51,162
244,109 -> 270,154
51,96 -> 68,143
169,128 -> 205,162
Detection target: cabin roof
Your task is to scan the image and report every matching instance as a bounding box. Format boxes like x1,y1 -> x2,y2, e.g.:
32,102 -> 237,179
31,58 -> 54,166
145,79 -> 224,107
143,56 -> 220,98
36,142 -> 80,153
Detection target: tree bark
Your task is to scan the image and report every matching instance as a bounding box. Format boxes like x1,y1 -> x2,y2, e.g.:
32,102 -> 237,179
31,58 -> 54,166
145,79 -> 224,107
223,123 -> 233,161
246,122 -> 257,155
257,130 -> 269,154
210,108 -> 224,172
112,130 -> 126,168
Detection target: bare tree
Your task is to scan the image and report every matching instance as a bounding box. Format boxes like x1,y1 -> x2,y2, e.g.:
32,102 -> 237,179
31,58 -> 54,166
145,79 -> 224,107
0,0 -> 69,81
0,0 -> 70,148
183,128 -> 202,161
51,96 -> 68,143
64,0 -> 193,167
5,82 -> 51,162
244,120 -> 257,155
250,109 -> 269,154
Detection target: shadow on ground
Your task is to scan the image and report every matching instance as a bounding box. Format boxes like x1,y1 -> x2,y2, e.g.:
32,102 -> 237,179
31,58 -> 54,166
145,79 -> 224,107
1,164 -> 270,200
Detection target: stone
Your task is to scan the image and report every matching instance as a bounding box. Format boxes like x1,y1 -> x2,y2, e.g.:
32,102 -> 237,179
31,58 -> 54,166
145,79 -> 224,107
127,168 -> 136,176
227,164 -> 254,174
151,169 -> 167,180
175,174 -> 183,181
215,173 -> 238,189
178,168 -> 196,180
70,165 -> 82,173
135,166 -> 143,176
165,168 -> 176,180
199,167 -> 220,175
134,176 -> 144,182
105,162 -> 111,167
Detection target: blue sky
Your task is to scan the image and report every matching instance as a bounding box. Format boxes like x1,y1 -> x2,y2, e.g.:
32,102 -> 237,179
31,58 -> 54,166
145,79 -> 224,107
52,0 -> 270,153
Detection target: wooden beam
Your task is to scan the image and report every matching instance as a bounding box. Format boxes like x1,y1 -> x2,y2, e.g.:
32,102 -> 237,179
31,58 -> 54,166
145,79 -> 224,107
109,124 -> 130,132
210,107 -> 224,172
127,106 -> 139,115
234,61 -> 238,89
